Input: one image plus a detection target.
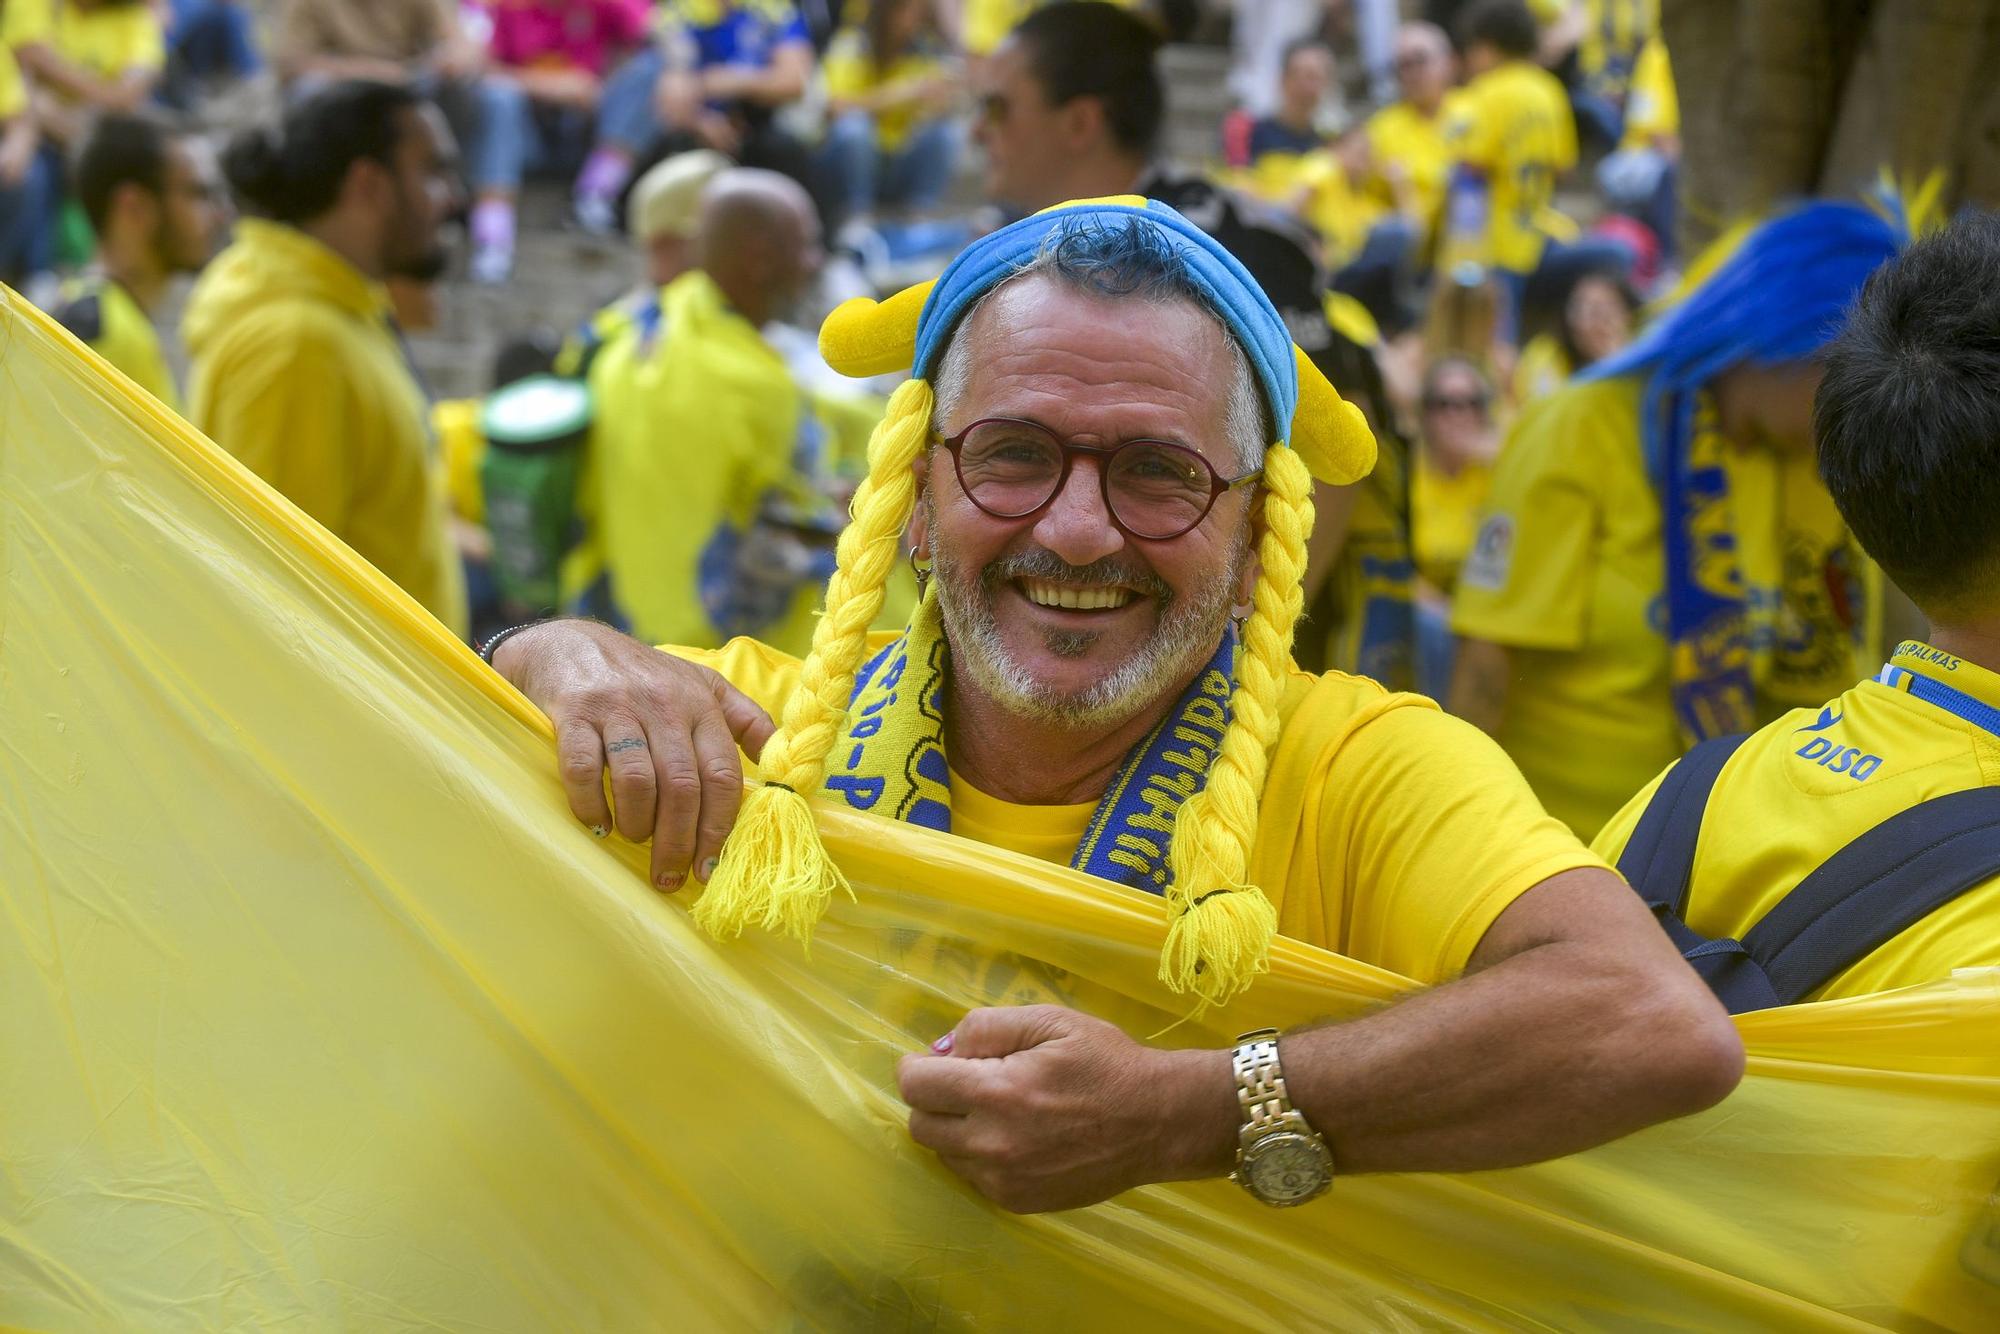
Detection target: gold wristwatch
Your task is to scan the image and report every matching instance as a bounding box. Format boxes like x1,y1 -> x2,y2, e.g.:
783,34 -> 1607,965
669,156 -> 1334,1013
1229,1027 -> 1334,1207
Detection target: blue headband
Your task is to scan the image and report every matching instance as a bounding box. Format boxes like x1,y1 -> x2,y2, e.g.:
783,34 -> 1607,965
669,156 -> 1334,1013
910,198 -> 1302,445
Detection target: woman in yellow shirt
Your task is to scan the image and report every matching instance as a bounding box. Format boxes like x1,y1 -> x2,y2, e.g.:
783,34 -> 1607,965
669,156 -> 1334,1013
819,0 -> 961,235
1512,264 -> 1638,407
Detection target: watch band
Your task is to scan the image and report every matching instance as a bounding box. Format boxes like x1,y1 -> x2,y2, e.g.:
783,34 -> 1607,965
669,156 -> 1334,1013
1232,1028 -> 1294,1137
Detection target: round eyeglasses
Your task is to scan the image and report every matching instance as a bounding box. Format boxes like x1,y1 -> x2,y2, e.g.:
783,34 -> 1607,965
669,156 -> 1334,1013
935,417 -> 1261,541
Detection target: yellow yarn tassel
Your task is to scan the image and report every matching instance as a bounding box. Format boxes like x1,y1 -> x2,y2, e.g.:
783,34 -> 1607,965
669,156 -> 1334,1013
1158,883 -> 1278,1007
1155,443 -> 1315,1005
693,378 -> 935,948
691,782 -> 852,943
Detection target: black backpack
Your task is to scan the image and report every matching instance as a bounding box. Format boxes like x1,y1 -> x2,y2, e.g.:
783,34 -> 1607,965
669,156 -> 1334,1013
1616,732 -> 2000,1012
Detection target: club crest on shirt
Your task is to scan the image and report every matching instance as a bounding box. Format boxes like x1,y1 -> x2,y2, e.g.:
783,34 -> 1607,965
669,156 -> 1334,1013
1459,513 -> 1515,592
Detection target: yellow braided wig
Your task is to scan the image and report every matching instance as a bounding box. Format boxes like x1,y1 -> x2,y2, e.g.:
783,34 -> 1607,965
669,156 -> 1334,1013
699,198 -> 1377,1006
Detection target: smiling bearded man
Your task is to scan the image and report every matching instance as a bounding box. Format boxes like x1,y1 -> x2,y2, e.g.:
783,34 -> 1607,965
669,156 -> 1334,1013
486,197 -> 1742,1215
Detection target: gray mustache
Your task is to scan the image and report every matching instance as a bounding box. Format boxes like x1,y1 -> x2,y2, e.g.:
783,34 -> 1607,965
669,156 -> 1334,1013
980,549 -> 1172,603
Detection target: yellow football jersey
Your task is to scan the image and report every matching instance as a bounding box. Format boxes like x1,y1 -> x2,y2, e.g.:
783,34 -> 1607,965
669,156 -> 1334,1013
54,276 -> 180,413
1441,60 -> 1578,275
1594,640 -> 2000,1000
1451,376 -> 1867,838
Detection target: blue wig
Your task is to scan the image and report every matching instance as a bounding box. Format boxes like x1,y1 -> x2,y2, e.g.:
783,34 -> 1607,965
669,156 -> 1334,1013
1581,199 -> 1904,744
1583,200 -> 1905,477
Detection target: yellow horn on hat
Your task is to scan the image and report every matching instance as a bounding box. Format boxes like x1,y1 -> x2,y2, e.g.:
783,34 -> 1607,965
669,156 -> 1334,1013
1289,345 -> 1377,487
819,280 -> 934,378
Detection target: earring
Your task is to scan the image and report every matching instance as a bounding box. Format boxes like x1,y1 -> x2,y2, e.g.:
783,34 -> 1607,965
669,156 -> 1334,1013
909,547 -> 932,597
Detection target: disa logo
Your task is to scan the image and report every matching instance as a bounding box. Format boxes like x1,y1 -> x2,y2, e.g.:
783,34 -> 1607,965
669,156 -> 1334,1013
1791,706 -> 1883,781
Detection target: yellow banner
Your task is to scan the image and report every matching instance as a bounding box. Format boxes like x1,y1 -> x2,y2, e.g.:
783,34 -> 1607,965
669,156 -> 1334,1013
2,289 -> 1996,1330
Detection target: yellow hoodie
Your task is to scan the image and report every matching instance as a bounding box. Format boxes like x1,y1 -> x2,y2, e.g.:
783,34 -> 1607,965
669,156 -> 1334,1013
183,220 -> 467,638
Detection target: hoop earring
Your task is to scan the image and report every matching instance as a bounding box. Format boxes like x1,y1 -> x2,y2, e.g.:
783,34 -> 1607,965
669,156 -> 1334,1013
909,547 -> 933,598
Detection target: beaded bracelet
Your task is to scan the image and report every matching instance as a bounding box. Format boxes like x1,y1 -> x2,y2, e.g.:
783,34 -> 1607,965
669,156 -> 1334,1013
478,620 -> 547,666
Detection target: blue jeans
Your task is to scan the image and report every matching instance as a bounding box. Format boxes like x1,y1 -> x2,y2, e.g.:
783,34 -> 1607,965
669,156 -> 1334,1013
819,110 -> 958,220
597,48 -> 666,154
0,144 -> 59,284
168,0 -> 259,79
1332,214 -> 1420,338
471,76 -> 596,191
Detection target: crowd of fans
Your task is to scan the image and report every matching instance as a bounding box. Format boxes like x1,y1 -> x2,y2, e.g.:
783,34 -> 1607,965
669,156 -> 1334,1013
7,2 -> 1996,882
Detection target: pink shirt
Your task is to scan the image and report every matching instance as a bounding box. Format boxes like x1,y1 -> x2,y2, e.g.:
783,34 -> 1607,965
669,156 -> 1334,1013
485,0 -> 650,78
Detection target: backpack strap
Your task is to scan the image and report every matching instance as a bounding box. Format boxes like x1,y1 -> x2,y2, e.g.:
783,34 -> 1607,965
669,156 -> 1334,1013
1615,733 -> 1783,1012
1615,732 -> 1752,919
1740,787 -> 2000,1005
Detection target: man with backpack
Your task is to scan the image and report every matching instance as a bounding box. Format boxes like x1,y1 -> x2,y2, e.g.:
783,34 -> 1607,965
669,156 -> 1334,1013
1591,210 -> 2000,1010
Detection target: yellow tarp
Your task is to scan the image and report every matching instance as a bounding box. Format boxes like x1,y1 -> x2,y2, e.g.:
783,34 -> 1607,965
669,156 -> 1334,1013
3,286 -> 1998,1331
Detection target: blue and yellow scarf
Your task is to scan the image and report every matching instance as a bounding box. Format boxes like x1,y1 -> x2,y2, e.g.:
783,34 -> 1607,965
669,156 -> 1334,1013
820,593 -> 1238,895
1659,391 -> 1757,742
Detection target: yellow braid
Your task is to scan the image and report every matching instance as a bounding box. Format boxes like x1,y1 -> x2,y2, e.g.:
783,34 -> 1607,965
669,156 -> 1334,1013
693,378 -> 936,942
1158,444 -> 1316,1006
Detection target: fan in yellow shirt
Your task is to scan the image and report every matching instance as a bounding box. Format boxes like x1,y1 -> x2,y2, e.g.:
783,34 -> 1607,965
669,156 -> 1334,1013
486,198 -> 1741,1215
574,170 -> 840,657
1360,22 -> 1460,251
5,0 -> 164,144
819,0 -> 961,228
184,84 -> 469,638
1410,355 -> 1501,597
1511,265 -> 1637,408
51,115 -> 220,413
1593,212 -> 2000,1006
1451,202 -> 1900,839
1439,6 -> 1577,284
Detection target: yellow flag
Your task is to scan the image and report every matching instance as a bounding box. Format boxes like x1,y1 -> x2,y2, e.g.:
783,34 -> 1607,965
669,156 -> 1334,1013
2,288 -> 1997,1329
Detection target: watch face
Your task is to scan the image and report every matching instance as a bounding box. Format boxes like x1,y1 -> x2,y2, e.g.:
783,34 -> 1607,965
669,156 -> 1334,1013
1245,1133 -> 1331,1205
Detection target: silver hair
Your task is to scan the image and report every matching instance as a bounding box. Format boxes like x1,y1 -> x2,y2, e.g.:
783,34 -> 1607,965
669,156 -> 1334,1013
929,226 -> 1271,472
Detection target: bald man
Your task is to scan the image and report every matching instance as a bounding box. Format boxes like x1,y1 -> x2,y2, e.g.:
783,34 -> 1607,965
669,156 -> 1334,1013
570,168 -> 836,654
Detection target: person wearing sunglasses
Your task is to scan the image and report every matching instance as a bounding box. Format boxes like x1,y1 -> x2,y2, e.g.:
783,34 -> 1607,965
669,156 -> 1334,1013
486,200 -> 1740,1216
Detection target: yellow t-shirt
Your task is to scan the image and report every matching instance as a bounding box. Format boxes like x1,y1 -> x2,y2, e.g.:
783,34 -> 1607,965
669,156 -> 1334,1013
675,635 -> 1605,983
6,0 -> 165,80
820,27 -> 949,151
1410,452 -> 1492,595
585,269 -> 822,655
1362,95 -> 1458,242
1442,59 -> 1578,275
53,275 -> 179,413
0,42 -> 26,119
1451,376 -> 1866,839
1619,37 -> 1678,150
1512,331 -> 1572,407
1593,640 -> 2000,1000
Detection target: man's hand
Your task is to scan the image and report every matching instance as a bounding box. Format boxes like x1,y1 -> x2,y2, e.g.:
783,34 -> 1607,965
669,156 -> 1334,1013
492,621 -> 776,890
897,1006 -> 1233,1214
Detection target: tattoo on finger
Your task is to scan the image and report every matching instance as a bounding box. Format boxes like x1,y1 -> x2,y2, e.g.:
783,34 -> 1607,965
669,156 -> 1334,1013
605,738 -> 649,755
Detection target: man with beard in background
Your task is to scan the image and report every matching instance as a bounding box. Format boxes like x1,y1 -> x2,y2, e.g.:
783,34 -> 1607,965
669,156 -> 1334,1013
184,80 -> 469,637
57,114 -> 223,413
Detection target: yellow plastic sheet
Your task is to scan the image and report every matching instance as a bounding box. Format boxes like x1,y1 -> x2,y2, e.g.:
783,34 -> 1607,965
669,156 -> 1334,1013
3,287 -> 1998,1331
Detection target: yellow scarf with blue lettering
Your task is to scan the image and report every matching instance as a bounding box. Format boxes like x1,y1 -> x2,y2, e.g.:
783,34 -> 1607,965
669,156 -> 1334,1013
820,591 -> 1238,894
